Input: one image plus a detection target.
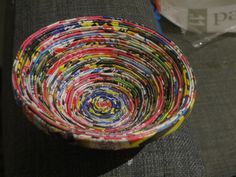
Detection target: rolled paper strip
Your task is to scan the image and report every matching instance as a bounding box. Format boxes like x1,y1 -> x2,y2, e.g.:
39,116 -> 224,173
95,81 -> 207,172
12,16 -> 196,150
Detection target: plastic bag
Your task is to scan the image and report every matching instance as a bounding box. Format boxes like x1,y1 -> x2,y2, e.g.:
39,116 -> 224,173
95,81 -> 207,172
158,0 -> 236,47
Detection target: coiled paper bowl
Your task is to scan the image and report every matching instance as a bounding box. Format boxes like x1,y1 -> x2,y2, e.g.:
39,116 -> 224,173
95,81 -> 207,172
12,16 -> 196,150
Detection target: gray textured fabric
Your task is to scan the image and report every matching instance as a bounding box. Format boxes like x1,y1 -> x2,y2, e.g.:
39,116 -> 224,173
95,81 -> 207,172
161,19 -> 236,177
2,0 -> 205,177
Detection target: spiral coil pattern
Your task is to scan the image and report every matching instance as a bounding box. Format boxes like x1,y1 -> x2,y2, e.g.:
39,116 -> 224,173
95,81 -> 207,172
12,16 -> 196,150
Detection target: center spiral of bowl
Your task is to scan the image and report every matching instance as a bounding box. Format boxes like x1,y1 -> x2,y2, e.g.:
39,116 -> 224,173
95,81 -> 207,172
12,16 -> 196,149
